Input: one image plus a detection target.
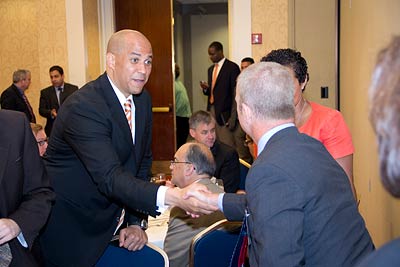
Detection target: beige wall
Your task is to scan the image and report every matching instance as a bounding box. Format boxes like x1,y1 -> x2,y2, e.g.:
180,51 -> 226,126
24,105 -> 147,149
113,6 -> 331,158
83,0 -> 101,81
251,0 -> 289,61
0,0 -> 69,126
340,0 -> 400,247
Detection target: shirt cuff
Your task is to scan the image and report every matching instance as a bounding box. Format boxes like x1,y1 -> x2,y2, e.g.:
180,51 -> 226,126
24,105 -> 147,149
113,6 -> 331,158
17,232 -> 28,248
218,193 -> 225,212
156,185 -> 169,214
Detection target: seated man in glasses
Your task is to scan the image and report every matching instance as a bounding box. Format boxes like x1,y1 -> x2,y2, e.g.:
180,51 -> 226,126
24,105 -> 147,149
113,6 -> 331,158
30,123 -> 48,157
164,142 -> 225,267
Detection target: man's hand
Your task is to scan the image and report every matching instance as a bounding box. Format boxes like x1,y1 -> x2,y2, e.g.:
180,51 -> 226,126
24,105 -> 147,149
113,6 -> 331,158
0,218 -> 21,245
118,225 -> 147,251
165,182 -> 219,215
51,108 -> 57,118
200,81 -> 209,90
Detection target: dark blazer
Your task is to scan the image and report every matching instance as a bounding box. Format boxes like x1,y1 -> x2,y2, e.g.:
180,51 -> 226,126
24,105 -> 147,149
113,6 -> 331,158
0,110 -> 54,267
223,126 -> 374,266
356,238 -> 400,267
203,59 -> 240,126
0,84 -> 36,123
39,83 -> 78,136
39,73 -> 160,267
211,141 -> 240,193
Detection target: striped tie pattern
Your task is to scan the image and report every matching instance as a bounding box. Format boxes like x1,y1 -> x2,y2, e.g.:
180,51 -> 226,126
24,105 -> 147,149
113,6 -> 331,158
22,93 -> 36,123
124,99 -> 132,130
114,99 -> 132,235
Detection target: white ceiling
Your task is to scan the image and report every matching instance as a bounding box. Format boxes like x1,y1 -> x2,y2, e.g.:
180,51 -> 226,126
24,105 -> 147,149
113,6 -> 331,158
176,0 -> 227,4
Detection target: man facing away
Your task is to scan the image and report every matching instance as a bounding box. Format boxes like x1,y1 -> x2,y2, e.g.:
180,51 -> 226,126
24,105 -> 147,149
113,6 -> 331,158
39,65 -> 78,137
200,42 -> 251,162
189,110 -> 240,193
189,62 -> 374,266
39,29 -> 215,267
164,142 -> 225,267
1,69 -> 36,123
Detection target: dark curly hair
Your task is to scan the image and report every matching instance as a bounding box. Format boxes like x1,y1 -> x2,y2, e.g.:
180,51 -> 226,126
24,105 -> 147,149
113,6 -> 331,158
261,48 -> 309,91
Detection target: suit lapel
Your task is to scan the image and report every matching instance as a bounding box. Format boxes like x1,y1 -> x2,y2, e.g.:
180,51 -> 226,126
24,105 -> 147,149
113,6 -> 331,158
99,73 -> 134,147
132,94 -> 144,156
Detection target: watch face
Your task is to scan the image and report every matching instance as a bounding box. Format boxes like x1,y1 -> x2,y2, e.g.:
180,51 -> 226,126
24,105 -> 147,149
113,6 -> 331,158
141,219 -> 148,230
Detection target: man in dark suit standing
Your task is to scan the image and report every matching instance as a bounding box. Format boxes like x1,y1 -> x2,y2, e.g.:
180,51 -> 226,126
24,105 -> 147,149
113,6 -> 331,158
200,42 -> 251,162
39,29 -> 216,267
190,62 -> 374,266
0,69 -> 36,123
39,65 -> 78,137
0,109 -> 55,266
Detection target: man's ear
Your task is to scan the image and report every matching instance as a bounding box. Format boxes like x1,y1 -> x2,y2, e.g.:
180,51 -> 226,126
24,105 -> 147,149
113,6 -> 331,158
184,162 -> 195,176
106,52 -> 115,70
189,128 -> 195,138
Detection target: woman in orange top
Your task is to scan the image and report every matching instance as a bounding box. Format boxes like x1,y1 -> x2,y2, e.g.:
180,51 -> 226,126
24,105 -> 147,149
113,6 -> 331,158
261,49 -> 356,199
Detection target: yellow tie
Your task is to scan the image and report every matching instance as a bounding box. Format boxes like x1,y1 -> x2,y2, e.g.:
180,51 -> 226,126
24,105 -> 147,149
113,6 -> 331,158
210,63 -> 219,104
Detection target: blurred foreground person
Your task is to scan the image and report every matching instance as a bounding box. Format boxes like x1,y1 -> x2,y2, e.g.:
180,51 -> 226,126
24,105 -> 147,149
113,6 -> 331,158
0,110 -> 54,266
356,36 -> 400,267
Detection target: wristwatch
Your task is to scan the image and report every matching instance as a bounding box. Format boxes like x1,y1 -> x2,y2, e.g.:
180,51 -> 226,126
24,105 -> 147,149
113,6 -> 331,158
139,219 -> 148,230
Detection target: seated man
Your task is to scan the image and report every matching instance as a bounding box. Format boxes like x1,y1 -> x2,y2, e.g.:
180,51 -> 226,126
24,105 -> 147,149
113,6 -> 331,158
189,110 -> 240,193
164,142 -> 225,267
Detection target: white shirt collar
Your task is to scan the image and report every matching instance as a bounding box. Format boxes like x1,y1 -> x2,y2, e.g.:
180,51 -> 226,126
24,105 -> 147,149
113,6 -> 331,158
257,123 -> 295,156
107,75 -> 134,107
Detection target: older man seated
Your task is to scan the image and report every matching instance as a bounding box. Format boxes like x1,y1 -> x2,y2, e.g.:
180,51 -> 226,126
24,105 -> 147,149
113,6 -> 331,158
163,142 -> 225,267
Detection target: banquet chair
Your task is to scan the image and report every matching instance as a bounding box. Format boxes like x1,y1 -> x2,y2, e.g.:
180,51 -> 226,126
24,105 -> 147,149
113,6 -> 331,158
96,238 -> 169,267
189,219 -> 243,267
239,158 -> 251,190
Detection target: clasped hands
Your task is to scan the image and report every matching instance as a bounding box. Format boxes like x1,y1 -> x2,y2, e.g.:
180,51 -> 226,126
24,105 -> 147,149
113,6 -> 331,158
166,182 -> 220,217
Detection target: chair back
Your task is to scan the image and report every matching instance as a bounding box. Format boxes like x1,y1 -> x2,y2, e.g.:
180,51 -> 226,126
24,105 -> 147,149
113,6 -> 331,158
96,241 -> 169,267
239,158 -> 251,190
189,219 -> 243,267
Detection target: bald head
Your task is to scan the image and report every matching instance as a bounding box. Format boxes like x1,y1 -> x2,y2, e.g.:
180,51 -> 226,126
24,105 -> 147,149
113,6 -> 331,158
106,29 -> 153,97
107,30 -> 151,55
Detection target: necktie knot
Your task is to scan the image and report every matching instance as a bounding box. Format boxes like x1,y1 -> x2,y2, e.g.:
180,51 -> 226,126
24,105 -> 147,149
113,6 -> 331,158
57,87 -> 63,91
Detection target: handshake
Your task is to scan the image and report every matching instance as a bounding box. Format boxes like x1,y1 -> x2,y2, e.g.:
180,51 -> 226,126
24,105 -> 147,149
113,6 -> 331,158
165,182 -> 220,216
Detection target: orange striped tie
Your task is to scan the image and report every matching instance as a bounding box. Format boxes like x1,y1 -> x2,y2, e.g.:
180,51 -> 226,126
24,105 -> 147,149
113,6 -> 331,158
114,99 -> 132,234
124,99 -> 132,130
210,63 -> 219,104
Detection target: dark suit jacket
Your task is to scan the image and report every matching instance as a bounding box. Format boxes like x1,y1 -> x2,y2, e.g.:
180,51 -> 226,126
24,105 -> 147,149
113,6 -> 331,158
223,126 -> 374,266
356,238 -> 400,267
39,83 -> 78,136
0,84 -> 36,123
211,141 -> 240,193
203,59 -> 240,126
39,73 -> 160,267
0,110 -> 54,267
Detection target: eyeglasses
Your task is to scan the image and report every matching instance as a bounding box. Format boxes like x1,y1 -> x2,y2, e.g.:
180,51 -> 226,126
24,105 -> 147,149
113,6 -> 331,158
37,138 -> 48,146
170,159 -> 192,166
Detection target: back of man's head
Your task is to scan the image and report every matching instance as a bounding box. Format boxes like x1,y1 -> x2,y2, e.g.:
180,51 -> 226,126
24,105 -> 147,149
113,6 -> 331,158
237,62 -> 295,121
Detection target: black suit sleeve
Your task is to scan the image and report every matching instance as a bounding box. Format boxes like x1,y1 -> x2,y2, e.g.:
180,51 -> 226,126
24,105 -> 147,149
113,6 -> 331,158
7,113 -> 55,248
219,147 -> 240,193
222,193 -> 246,221
0,89 -> 16,110
39,90 -> 53,119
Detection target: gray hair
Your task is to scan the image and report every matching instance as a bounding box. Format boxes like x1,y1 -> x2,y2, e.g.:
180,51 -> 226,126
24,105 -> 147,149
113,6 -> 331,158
189,110 -> 216,130
185,142 -> 215,177
13,69 -> 30,83
236,62 -> 295,121
369,36 -> 400,197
